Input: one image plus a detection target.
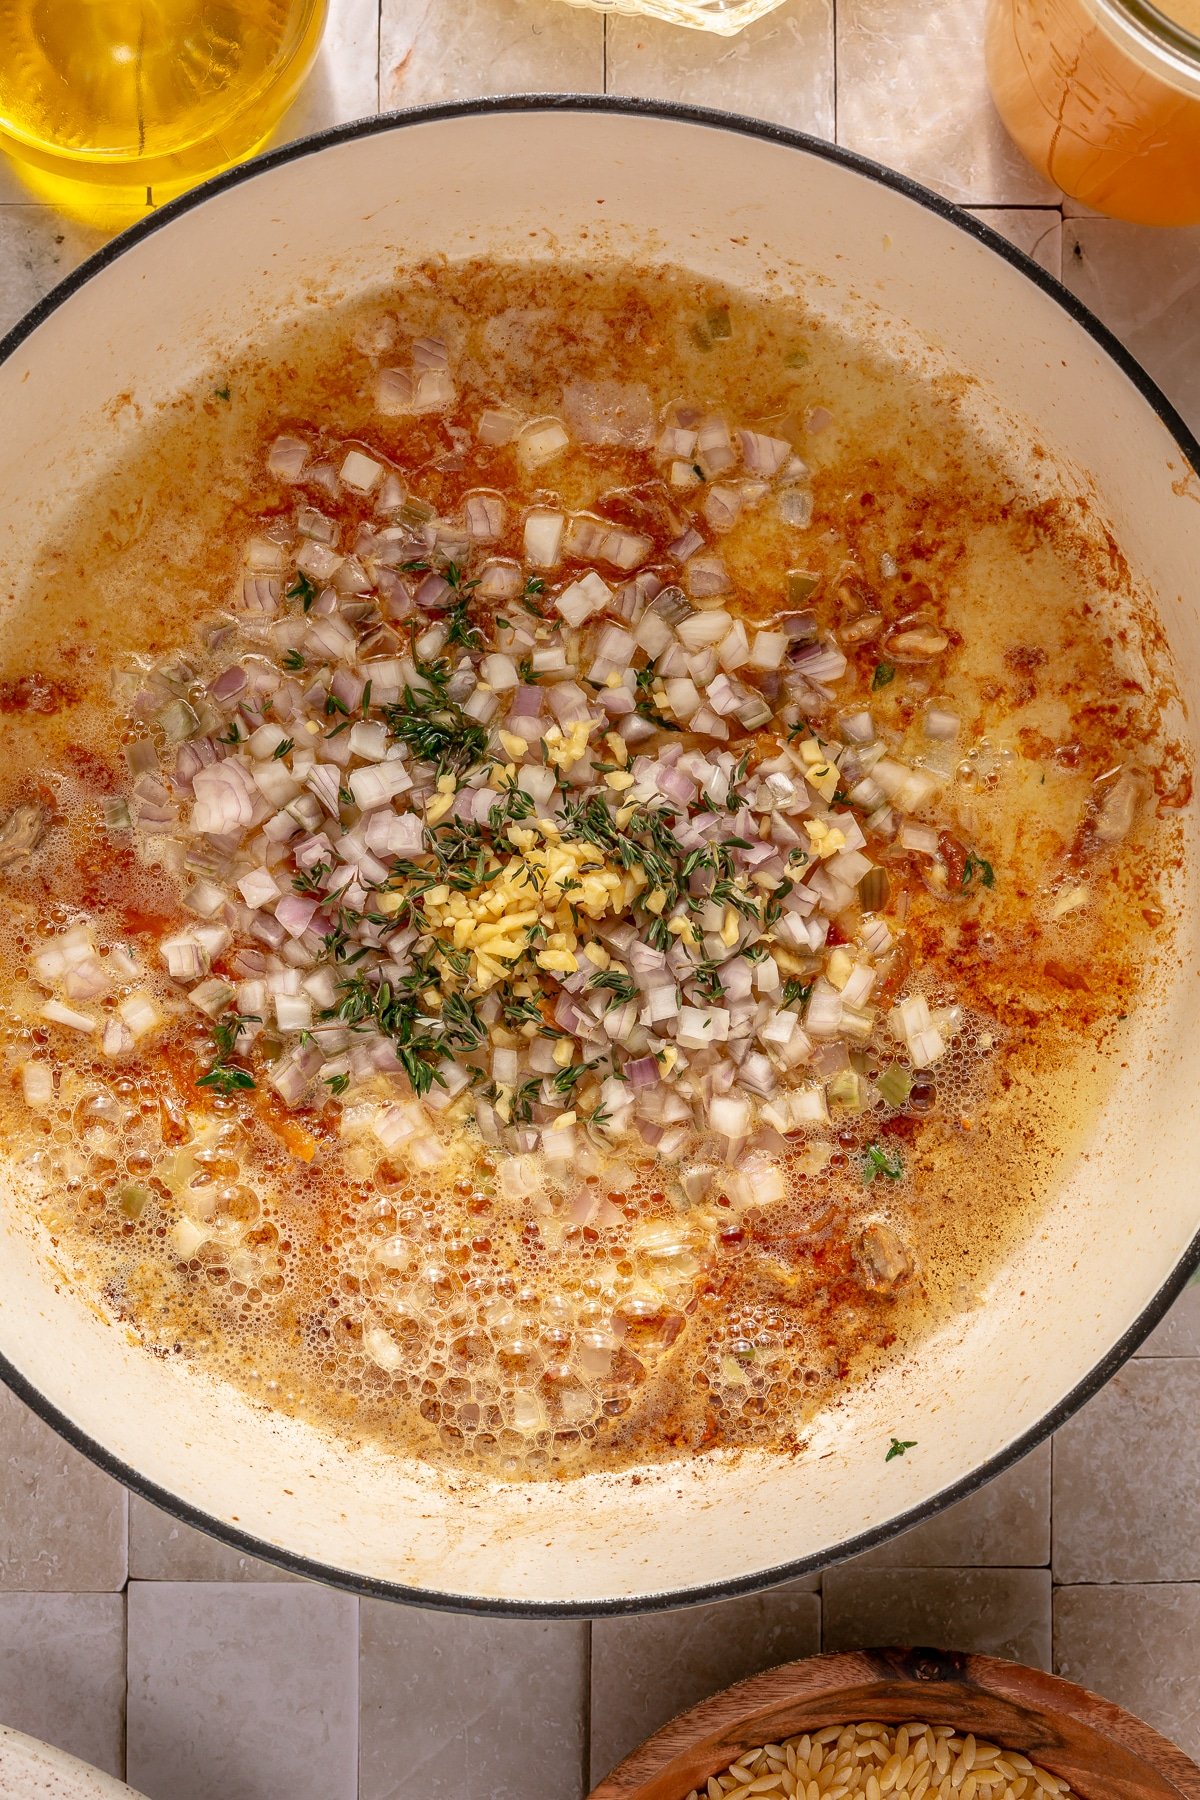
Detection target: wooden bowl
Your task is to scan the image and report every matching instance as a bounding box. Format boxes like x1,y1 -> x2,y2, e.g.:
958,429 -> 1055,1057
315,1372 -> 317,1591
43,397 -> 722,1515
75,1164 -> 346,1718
588,1647 -> 1200,1800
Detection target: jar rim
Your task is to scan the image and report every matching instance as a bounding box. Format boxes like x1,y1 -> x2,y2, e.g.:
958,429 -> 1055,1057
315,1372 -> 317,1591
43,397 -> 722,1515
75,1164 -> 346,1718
1103,0 -> 1200,64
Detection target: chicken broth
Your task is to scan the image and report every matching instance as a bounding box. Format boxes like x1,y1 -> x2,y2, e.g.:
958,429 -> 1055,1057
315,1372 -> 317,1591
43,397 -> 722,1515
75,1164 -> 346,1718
0,261 -> 1183,1477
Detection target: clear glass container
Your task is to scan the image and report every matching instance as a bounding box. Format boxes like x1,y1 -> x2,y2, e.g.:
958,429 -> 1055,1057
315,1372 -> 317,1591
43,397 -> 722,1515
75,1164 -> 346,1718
559,0 -> 787,37
986,0 -> 1200,224
0,0 -> 327,227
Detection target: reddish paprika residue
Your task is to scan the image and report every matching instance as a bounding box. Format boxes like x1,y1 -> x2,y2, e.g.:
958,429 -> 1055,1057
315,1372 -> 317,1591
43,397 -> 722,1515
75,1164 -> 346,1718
0,673 -> 80,715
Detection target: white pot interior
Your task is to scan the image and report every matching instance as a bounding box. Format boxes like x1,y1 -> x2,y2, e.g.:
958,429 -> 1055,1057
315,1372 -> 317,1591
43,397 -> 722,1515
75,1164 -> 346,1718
0,104 -> 1197,1610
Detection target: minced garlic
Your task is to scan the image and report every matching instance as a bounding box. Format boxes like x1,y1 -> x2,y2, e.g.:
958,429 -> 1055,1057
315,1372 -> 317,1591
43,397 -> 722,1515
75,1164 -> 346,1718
805,817 -> 846,857
418,822 -> 645,990
544,718 -> 598,771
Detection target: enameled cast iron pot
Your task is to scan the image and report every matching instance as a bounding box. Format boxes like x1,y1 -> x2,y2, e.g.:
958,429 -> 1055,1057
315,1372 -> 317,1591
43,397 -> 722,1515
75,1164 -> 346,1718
1,99 -> 1197,1615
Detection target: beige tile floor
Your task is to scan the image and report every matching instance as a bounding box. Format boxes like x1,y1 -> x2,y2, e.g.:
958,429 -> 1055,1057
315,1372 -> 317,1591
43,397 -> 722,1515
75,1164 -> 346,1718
0,0 -> 1198,1793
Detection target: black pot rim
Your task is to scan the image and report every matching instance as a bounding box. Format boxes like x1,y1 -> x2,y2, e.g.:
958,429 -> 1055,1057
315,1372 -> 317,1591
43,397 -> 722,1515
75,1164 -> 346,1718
1,93 -> 1197,1620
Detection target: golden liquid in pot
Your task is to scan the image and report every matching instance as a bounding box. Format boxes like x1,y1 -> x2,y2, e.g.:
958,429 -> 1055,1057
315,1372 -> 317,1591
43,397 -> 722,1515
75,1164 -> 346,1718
0,261 -> 1184,1479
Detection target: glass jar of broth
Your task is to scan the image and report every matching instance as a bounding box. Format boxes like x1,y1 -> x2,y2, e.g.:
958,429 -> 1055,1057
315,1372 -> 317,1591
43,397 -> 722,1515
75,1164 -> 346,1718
986,0 -> 1200,225
0,0 -> 327,228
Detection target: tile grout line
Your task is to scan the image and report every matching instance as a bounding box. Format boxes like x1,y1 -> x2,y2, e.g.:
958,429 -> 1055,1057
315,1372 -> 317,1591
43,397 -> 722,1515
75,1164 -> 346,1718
119,1485 -> 131,1591
352,1595 -> 362,1800
1049,1407 -> 1057,1610
357,1594 -> 366,1800
1051,1576 -> 1200,1587
119,1585 -> 129,1786
831,0 -> 838,143
376,0 -> 383,112
583,1618 -> 594,1795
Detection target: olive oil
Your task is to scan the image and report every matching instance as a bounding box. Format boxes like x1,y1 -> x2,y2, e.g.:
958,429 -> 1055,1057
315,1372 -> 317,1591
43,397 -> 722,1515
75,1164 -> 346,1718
0,0 -> 326,227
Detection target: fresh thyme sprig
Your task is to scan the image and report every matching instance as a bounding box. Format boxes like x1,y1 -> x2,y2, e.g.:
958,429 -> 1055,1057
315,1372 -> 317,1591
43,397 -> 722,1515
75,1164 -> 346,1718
383,685 -> 489,775
321,963 -> 486,1098
196,1011 -> 259,1094
588,967 -> 638,1009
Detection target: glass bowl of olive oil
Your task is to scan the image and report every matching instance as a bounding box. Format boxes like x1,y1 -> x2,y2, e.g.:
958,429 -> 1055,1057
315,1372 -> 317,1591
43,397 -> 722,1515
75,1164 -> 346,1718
557,0 -> 788,34
0,0 -> 326,227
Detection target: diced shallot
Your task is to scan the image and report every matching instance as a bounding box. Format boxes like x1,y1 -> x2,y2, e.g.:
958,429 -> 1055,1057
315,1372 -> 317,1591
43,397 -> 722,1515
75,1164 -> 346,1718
339,449 -> 383,493
21,1061 -> 53,1109
737,430 -> 792,477
524,510 -> 565,567
191,760 -> 256,836
267,435 -> 309,481
477,407 -> 520,446
41,998 -> 96,1033
516,417 -> 569,469
465,493 -> 505,540
686,556 -> 731,598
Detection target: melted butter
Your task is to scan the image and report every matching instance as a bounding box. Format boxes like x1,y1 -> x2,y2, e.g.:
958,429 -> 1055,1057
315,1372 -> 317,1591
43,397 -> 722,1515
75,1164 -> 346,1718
0,260 -> 1182,1479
